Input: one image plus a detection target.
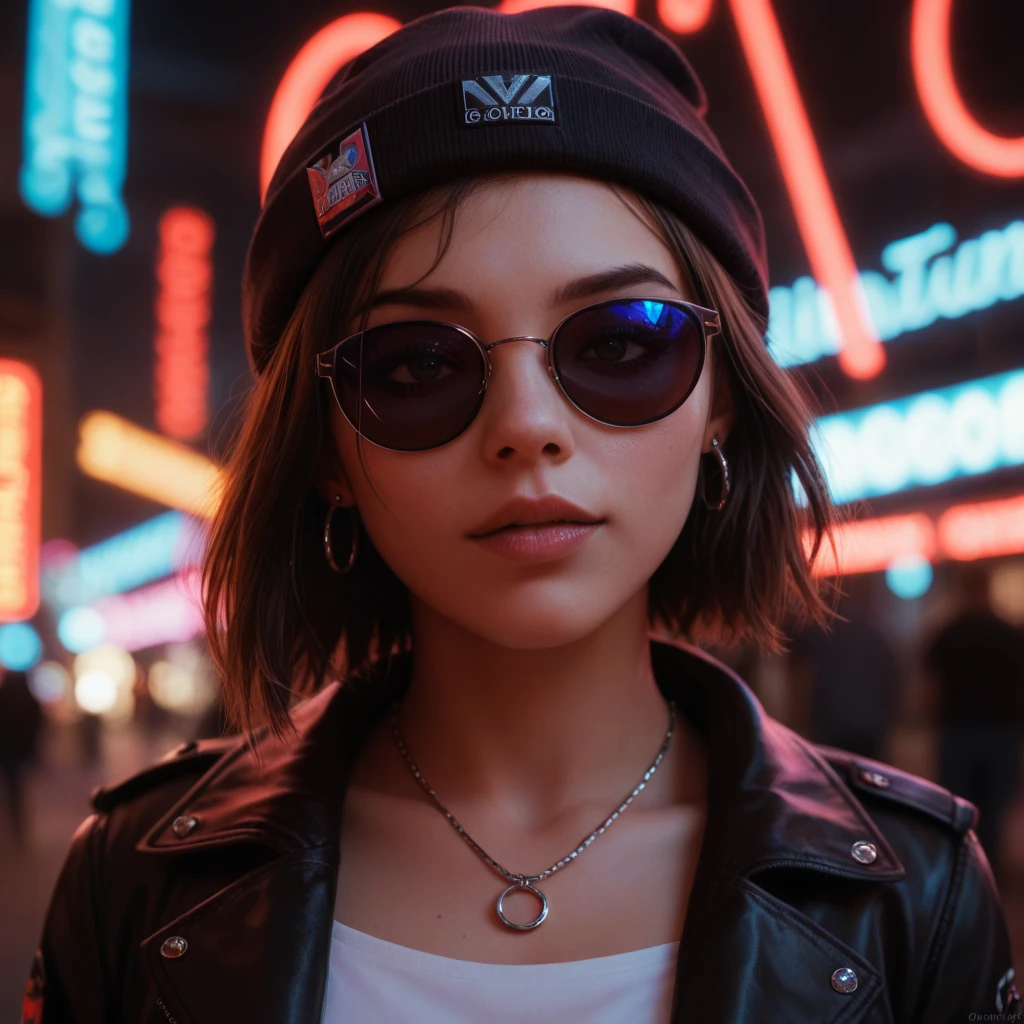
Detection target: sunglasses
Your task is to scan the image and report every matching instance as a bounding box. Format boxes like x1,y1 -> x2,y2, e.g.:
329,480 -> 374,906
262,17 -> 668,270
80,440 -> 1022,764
316,296 -> 720,453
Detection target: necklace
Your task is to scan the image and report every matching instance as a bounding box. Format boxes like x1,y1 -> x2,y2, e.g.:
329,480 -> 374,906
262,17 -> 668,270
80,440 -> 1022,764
389,698 -> 677,931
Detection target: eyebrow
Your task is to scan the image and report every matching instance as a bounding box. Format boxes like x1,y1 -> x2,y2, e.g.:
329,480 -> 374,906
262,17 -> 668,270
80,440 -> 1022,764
361,263 -> 681,314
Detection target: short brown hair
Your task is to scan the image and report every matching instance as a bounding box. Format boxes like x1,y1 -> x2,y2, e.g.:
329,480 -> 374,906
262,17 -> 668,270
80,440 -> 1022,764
202,175 -> 837,741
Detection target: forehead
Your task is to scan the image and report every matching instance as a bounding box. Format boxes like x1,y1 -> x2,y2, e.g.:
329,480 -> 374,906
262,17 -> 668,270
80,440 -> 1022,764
375,172 -> 686,299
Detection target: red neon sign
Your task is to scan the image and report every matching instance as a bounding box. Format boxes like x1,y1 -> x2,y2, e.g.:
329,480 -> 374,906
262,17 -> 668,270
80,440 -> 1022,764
938,494 -> 1024,562
808,513 -> 937,577
808,492 -> 1024,578
911,0 -> 1024,179
260,13 -> 403,202
0,360 -> 42,622
154,206 -> 215,442
658,0 -> 713,34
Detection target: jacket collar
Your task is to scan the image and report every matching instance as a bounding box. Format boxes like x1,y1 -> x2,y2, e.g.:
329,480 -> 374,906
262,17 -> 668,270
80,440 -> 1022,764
137,636 -> 905,883
136,637 -> 905,1024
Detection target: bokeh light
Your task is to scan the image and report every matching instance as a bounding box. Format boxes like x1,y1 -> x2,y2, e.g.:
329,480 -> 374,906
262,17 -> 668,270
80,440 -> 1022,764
58,605 -> 105,653
72,643 -> 137,723
27,659 -> 71,704
0,621 -> 43,669
886,555 -> 935,599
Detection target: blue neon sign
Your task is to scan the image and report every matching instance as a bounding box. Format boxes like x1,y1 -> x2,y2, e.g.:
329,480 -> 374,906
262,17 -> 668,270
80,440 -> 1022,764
20,0 -> 131,255
770,219 -> 1024,368
811,369 -> 1024,505
42,511 -> 205,608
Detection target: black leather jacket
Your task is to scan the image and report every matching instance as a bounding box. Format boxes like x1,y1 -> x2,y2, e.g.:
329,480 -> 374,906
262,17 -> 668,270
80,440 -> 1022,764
24,639 -> 1022,1023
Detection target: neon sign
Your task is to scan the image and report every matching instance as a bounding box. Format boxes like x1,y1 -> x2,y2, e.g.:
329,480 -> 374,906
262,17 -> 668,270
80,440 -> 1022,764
770,218 -> 1024,368
813,369 -> 1024,505
89,570 -> 204,652
808,513 -> 936,577
911,0 -> 1024,179
808,491 -> 1024,578
76,410 -> 223,516
0,360 -> 43,622
938,494 -> 1024,562
20,0 -> 131,255
154,207 -> 215,441
42,510 -> 204,608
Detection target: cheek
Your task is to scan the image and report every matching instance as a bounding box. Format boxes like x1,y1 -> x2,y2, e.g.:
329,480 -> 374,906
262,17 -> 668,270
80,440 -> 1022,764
604,407 -> 705,557
331,410 -> 462,563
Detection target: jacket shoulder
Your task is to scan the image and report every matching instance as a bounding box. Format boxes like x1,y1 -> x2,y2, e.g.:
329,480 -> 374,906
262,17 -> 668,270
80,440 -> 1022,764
89,735 -> 240,814
815,743 -> 979,835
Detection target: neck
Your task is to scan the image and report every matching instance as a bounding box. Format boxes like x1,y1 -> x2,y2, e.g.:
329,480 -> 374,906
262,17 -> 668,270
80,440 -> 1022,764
393,590 -> 679,829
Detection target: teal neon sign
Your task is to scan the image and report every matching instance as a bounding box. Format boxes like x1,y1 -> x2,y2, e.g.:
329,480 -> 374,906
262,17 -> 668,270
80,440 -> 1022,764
41,511 -> 204,608
811,369 -> 1024,504
20,0 -> 131,255
770,219 -> 1024,368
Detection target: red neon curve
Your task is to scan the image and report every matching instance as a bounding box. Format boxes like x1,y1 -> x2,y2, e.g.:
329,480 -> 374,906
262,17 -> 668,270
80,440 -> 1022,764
729,0 -> 884,380
260,13 -> 402,202
500,0 -> 634,14
658,0 -> 714,34
911,0 -> 1024,178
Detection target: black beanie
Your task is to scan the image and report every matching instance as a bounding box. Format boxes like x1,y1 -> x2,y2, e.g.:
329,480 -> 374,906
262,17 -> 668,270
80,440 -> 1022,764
243,3 -> 768,376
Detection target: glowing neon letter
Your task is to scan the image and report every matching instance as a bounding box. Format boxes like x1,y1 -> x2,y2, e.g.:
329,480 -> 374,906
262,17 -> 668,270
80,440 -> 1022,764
911,0 -> 1024,178
154,207 -> 215,441
769,218 -> 1024,368
0,361 -> 43,622
20,0 -> 132,253
727,0 -> 883,380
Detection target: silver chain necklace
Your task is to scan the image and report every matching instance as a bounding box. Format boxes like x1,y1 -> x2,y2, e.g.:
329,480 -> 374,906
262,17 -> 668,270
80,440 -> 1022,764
389,698 -> 677,931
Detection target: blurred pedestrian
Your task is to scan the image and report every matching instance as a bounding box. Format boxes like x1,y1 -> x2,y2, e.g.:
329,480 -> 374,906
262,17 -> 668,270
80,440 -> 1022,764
925,566 -> 1024,885
791,577 -> 901,761
0,667 -> 45,849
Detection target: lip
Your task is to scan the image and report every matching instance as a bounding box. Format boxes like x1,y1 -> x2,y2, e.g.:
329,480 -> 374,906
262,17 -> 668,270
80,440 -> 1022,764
467,494 -> 604,538
470,522 -> 603,564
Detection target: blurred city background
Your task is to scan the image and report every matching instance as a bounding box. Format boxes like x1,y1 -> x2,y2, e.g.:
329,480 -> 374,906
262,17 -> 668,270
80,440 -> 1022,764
1,0 -> 1022,1013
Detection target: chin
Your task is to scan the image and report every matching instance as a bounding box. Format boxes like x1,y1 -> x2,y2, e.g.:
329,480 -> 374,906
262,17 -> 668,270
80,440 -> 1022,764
453,591 -> 624,650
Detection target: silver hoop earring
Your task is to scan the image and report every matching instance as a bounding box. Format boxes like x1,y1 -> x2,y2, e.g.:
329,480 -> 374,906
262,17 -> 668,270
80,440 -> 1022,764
324,495 -> 359,573
703,437 -> 730,511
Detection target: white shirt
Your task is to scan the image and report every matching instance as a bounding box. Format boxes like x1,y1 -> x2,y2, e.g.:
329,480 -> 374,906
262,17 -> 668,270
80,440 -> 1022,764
321,919 -> 680,1023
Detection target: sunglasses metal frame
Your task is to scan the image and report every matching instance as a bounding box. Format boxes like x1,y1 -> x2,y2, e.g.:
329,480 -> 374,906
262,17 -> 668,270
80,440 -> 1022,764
315,296 -> 722,452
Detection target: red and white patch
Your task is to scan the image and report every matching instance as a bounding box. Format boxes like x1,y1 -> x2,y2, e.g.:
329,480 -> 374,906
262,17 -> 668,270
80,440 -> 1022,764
306,122 -> 382,238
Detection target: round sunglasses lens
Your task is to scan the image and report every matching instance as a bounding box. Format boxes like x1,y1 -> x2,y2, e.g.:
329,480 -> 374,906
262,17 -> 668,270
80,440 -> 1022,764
333,323 -> 486,451
552,300 -> 705,426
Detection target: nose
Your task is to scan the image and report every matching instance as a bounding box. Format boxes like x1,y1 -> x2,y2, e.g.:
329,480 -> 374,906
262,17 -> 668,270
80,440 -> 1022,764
478,336 -> 575,464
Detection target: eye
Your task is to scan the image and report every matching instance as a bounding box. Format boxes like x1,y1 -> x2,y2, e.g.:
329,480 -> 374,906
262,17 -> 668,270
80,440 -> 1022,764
582,334 -> 648,363
384,347 -> 458,384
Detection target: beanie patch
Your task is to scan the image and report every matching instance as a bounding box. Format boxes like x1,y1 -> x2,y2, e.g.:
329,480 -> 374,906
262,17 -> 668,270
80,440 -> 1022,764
306,123 -> 382,239
460,74 -> 557,128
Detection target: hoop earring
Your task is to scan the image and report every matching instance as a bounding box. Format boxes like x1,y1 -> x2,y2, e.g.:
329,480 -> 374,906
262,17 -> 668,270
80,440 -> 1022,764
703,436 -> 731,511
324,495 -> 359,573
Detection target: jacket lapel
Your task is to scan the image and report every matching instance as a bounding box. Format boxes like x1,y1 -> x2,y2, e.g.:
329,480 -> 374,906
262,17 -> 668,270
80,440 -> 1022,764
653,642 -> 902,1024
132,639 -> 904,1024
140,845 -> 339,1024
132,657 -> 404,1024
673,863 -> 890,1023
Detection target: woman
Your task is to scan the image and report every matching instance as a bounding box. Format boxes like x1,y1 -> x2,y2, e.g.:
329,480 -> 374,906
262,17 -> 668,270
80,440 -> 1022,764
27,6 -> 1018,1023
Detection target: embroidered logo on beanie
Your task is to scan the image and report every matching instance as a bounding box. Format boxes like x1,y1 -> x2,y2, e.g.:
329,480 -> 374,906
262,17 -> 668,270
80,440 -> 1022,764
306,123 -> 382,238
460,74 -> 556,127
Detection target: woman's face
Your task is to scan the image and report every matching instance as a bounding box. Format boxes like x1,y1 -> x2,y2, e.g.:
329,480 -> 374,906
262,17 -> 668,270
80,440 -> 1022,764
318,172 -> 732,648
